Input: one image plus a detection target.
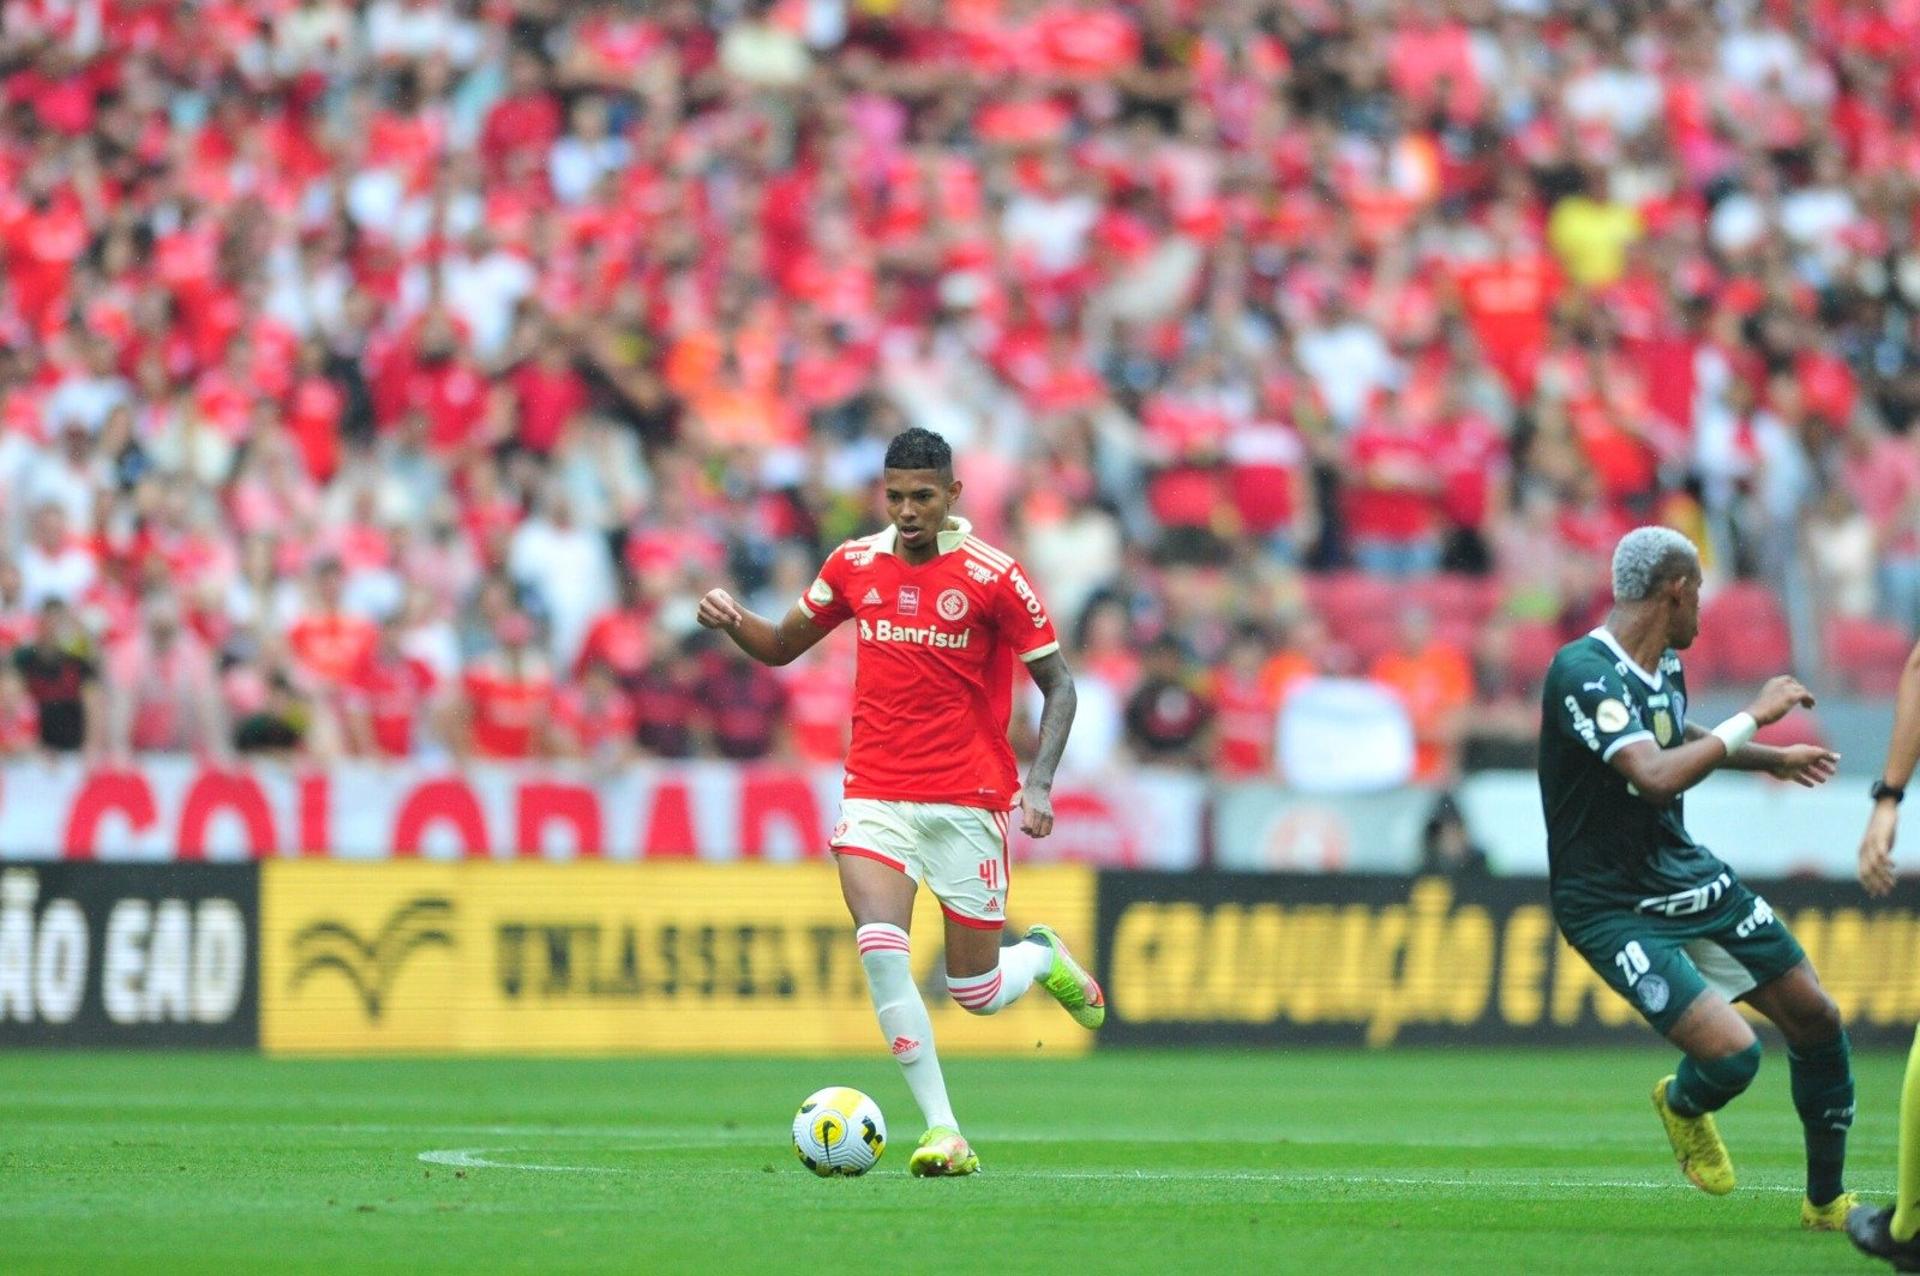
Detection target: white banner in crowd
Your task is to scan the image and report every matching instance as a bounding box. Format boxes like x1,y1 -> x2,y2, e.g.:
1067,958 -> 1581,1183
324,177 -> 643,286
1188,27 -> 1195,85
0,757 -> 1206,870
1210,784 -> 1439,872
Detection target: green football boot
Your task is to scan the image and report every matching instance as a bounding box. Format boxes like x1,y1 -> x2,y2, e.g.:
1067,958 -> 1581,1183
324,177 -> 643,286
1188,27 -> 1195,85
908,1126 -> 979,1177
1026,924 -> 1105,1030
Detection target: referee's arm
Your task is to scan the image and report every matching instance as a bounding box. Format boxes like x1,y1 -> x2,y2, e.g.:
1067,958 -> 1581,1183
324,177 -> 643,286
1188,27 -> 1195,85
1860,641 -> 1920,896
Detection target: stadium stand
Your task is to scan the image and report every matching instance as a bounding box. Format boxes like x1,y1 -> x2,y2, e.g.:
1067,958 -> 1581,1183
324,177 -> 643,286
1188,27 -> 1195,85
1,0 -> 1917,783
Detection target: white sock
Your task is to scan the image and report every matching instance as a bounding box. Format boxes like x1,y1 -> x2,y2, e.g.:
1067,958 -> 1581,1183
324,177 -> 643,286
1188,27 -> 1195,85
948,939 -> 1051,1015
856,923 -> 956,1130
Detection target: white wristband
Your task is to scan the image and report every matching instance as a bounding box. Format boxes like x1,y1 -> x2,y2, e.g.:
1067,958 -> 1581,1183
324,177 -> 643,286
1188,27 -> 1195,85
1710,712 -> 1758,756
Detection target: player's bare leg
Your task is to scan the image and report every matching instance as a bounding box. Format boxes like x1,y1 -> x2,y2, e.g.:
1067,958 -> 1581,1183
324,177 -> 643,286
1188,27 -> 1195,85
1744,961 -> 1856,1226
838,854 -> 962,1159
942,915 -> 1103,1027
1652,992 -> 1758,1195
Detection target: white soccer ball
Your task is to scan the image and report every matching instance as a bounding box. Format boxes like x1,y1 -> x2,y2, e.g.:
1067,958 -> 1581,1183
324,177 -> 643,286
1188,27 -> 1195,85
792,1086 -> 887,1177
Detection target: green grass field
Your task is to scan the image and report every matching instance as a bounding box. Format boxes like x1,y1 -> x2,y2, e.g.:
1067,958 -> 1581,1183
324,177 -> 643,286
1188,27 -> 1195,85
0,1048 -> 1905,1274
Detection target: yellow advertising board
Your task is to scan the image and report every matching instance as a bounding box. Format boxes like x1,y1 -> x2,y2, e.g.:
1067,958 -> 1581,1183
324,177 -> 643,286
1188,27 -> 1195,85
261,861 -> 1093,1056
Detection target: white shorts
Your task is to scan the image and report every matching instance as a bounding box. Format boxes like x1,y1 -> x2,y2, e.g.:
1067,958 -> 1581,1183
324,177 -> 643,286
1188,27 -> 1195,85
829,798 -> 1012,929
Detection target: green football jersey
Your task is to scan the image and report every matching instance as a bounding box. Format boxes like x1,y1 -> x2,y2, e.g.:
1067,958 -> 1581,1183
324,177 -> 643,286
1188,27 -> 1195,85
1537,628 -> 1730,913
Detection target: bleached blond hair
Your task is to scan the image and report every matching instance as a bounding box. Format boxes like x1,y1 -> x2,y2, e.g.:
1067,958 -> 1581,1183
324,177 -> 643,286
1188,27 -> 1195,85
1611,527 -> 1699,602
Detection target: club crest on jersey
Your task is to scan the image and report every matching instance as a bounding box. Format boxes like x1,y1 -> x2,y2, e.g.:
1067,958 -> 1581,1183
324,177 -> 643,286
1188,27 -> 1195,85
1653,709 -> 1674,745
937,589 -> 969,622
898,585 -> 921,616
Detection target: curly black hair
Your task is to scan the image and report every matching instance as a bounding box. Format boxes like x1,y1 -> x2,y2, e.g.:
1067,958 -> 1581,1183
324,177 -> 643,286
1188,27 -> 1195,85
882,426 -> 953,477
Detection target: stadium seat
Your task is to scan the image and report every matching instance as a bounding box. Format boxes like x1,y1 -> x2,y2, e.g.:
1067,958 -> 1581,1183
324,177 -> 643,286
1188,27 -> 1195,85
1681,628 -> 1723,687
1415,575 -> 1502,626
1504,621 -> 1565,694
1697,584 -> 1792,685
1343,617 -> 1403,668
1434,618 -> 1480,656
1304,572 -> 1401,632
1824,616 -> 1915,696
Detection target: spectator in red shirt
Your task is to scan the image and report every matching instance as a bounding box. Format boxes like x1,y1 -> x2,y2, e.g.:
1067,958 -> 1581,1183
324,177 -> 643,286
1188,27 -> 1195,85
1344,395 -> 1443,577
284,340 -> 345,482
342,618 -> 439,758
510,326 -> 591,456
1448,205 -> 1559,398
480,50 -> 563,182
287,558 -> 380,693
552,659 -> 638,763
453,612 -> 555,760
1209,626 -> 1279,778
574,571 -> 654,687
1432,376 -> 1509,573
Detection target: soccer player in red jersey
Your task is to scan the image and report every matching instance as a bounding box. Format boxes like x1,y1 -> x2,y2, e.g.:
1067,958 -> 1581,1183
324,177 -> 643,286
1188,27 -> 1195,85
696,427 -> 1102,1177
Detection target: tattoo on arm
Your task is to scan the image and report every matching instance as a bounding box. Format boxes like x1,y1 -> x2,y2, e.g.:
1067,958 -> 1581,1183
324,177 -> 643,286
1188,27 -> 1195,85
1024,651 -> 1076,790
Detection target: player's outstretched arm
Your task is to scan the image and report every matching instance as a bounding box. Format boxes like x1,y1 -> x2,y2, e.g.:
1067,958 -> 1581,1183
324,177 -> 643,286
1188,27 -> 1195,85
1681,721 -> 1839,785
695,589 -> 830,667
1018,651 -> 1077,839
1861,640 -> 1920,896
1611,675 -> 1816,807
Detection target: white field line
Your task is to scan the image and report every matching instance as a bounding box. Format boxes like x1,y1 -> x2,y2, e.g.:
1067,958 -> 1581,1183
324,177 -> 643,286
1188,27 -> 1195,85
411,1147 -> 1880,1197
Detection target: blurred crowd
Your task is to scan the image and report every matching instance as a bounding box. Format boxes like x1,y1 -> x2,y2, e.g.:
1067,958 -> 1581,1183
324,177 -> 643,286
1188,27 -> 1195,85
1,0 -> 1919,783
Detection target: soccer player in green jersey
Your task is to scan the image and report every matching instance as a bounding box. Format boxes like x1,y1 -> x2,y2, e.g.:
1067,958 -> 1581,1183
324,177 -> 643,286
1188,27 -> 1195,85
1539,526 -> 1854,1226
1847,635 -> 1920,1269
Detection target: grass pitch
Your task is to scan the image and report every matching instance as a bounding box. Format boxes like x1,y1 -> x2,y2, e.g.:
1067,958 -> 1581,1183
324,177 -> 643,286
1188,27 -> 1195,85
0,1048 -> 1904,1274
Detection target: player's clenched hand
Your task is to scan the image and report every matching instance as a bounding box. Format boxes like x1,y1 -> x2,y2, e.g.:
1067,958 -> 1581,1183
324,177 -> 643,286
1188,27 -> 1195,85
1746,675 -> 1815,726
1018,787 -> 1054,839
696,588 -> 744,631
1860,801 -> 1900,898
1768,743 -> 1839,788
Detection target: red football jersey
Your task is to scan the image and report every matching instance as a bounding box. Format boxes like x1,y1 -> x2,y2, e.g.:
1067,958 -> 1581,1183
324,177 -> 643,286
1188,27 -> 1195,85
797,518 -> 1060,808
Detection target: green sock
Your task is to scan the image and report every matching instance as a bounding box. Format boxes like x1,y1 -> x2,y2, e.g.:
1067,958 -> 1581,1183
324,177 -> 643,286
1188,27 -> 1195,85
1789,1032 -> 1853,1207
1668,1041 -> 1762,1117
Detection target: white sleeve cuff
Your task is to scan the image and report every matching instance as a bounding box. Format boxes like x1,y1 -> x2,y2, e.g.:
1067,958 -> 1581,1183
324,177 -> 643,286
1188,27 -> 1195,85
795,594 -> 818,619
1018,641 -> 1061,664
1601,731 -> 1656,762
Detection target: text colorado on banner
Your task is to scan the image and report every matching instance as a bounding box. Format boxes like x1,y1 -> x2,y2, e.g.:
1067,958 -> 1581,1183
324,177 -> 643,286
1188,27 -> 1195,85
1093,872 -> 1920,1048
259,861 -> 1095,1055
0,757 -> 1200,868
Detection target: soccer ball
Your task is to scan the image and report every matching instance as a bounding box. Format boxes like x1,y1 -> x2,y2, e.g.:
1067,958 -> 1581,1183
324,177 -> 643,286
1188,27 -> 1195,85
792,1086 -> 886,1177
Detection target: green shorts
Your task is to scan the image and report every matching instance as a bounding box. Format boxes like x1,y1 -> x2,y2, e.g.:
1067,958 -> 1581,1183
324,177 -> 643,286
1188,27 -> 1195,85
1555,873 -> 1807,1036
